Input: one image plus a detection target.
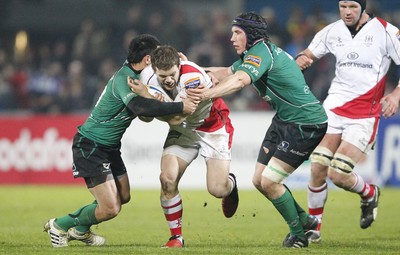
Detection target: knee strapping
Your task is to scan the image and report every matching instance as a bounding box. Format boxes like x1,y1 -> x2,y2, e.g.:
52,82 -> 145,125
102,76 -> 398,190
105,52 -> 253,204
310,146 -> 333,166
330,153 -> 355,174
262,159 -> 290,184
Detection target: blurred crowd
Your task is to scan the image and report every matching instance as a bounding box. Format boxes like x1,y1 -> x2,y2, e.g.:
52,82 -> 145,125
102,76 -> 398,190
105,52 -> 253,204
0,2 -> 399,114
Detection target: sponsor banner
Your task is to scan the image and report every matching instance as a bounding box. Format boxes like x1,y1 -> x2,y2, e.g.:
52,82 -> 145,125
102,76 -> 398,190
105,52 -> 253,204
0,115 -> 86,184
376,115 -> 400,186
0,113 -> 398,188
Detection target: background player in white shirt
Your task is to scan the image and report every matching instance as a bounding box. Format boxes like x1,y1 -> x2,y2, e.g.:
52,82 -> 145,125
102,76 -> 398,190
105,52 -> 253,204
130,45 -> 238,248
296,0 -> 400,243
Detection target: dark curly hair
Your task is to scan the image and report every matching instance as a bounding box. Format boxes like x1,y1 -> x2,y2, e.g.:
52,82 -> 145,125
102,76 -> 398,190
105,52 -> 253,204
127,34 -> 160,64
232,12 -> 269,50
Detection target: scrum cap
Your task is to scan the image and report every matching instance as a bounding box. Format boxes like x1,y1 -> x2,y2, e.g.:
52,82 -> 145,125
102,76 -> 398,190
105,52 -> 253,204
232,12 -> 269,50
339,0 -> 366,13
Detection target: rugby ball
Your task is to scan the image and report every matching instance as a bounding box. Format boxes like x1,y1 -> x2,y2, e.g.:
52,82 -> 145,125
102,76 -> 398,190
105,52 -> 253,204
147,85 -> 172,102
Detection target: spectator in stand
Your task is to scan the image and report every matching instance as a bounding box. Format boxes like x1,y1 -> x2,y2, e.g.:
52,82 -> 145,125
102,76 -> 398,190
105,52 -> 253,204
58,60 -> 99,112
27,61 -> 65,113
161,8 -> 193,53
0,64 -> 17,110
260,7 -> 291,47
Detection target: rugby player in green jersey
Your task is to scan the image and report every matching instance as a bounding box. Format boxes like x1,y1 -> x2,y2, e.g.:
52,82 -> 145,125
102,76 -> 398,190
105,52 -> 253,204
44,34 -> 199,248
187,12 -> 328,248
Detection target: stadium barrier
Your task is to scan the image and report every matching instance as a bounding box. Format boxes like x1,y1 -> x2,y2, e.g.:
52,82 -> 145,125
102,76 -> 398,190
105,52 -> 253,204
0,113 -> 399,189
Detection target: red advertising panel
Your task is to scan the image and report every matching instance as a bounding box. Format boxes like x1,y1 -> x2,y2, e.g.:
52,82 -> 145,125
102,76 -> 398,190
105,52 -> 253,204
0,114 -> 87,184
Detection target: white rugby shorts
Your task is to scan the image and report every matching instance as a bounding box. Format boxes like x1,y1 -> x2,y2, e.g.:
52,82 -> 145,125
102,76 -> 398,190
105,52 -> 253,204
325,109 -> 379,153
163,125 -> 232,163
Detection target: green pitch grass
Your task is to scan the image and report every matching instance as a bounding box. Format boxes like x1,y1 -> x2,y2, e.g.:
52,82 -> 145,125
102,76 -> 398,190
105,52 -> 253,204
1,186 -> 399,255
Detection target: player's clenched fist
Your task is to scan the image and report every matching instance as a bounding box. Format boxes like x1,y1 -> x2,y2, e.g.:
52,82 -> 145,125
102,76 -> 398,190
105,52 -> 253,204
295,54 -> 314,70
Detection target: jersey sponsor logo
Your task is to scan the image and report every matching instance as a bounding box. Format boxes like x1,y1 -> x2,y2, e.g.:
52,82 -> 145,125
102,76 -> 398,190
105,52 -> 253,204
277,141 -> 289,152
338,61 -> 373,69
241,63 -> 259,76
290,149 -> 308,157
244,55 -> 262,67
184,77 -> 201,89
347,52 -> 359,60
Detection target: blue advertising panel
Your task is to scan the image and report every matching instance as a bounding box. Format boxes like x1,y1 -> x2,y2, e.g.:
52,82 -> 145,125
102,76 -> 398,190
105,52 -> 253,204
376,115 -> 400,186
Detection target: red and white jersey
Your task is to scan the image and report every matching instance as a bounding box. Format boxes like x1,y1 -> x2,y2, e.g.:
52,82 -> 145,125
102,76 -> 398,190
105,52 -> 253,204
140,61 -> 231,132
308,17 -> 400,118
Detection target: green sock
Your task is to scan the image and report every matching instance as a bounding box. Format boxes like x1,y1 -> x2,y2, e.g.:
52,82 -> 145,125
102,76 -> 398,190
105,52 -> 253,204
55,202 -> 99,232
293,199 -> 308,225
271,189 -> 305,237
74,201 -> 98,233
283,184 -> 308,224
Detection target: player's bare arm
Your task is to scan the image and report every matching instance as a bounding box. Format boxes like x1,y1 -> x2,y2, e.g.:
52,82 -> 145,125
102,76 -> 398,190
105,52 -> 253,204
381,84 -> 400,118
295,49 -> 317,70
204,67 -> 232,81
188,70 -> 250,101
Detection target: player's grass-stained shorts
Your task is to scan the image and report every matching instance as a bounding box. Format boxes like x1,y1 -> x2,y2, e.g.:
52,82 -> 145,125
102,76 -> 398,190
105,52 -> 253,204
257,115 -> 327,168
72,132 -> 126,179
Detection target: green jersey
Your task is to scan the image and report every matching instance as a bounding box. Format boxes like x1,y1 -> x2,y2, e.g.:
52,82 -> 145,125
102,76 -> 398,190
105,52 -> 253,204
232,41 -> 327,124
78,64 -> 140,146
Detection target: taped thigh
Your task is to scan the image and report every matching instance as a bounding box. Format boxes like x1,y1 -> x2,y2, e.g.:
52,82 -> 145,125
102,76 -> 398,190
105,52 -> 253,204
261,158 -> 290,184
330,152 -> 356,174
310,146 -> 333,166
